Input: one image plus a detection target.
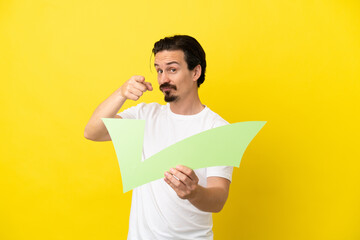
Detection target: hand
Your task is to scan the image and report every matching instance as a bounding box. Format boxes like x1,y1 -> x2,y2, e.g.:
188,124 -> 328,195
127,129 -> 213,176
164,165 -> 199,200
119,75 -> 153,100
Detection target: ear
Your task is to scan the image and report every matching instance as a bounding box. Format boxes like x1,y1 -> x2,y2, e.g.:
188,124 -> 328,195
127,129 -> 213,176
192,64 -> 202,82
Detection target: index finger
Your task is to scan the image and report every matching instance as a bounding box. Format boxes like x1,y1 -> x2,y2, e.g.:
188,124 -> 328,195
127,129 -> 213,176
144,82 -> 153,91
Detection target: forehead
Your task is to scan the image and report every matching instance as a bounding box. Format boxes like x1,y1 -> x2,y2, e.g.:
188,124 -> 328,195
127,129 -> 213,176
154,50 -> 186,66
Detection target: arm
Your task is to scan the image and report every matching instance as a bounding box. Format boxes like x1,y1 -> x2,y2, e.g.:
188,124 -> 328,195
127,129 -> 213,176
84,75 -> 152,141
164,165 -> 230,213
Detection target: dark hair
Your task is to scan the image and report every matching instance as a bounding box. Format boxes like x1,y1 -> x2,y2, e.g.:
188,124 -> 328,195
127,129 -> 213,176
152,35 -> 206,87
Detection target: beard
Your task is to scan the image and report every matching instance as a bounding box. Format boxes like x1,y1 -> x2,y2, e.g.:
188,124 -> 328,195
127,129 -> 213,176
160,83 -> 178,102
164,93 -> 178,102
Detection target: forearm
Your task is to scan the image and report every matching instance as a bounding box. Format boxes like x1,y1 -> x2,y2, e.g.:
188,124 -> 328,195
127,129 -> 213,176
84,88 -> 126,140
189,185 -> 229,213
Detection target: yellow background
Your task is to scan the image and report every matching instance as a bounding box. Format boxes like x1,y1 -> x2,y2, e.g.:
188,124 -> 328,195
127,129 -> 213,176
1,0 -> 359,239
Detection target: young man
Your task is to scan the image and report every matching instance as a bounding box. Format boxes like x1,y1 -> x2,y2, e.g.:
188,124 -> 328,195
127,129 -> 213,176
84,35 -> 233,239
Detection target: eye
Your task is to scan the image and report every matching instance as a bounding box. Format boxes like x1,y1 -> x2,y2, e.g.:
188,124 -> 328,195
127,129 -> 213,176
170,68 -> 176,73
157,69 -> 163,74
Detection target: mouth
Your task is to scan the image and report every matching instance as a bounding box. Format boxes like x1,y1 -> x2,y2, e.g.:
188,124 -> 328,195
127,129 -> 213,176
159,83 -> 177,93
161,87 -> 173,92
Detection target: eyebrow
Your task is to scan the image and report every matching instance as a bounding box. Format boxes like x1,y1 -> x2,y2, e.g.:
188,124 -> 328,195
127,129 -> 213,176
154,61 -> 180,67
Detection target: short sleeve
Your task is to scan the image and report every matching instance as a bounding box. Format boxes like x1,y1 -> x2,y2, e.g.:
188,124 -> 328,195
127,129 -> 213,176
117,103 -> 146,119
207,166 -> 233,182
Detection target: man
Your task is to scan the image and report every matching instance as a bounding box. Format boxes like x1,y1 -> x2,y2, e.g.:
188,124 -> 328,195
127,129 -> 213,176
84,35 -> 233,239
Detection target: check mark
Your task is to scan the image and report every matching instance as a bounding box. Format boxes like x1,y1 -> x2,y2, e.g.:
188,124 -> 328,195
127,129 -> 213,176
102,119 -> 266,193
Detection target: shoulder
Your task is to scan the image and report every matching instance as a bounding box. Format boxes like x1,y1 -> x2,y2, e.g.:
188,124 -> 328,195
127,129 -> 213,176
204,107 -> 229,128
118,102 -> 165,119
142,102 -> 164,111
138,102 -> 165,115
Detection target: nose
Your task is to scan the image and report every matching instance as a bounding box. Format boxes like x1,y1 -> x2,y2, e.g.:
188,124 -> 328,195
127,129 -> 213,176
159,72 -> 170,84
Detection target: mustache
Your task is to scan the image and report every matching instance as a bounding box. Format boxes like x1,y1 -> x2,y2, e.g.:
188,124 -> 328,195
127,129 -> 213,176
159,83 -> 177,91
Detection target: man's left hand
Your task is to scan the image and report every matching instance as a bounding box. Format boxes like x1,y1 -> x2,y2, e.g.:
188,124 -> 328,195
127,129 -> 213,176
164,165 -> 199,200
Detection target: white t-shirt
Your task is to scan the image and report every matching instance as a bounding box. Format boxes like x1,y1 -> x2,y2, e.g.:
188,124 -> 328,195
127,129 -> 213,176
118,103 -> 233,240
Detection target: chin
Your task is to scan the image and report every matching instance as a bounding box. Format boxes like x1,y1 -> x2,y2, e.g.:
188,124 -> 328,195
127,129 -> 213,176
164,95 -> 178,102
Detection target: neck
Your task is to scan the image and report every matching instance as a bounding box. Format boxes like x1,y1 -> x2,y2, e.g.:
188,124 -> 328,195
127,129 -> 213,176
169,91 -> 204,115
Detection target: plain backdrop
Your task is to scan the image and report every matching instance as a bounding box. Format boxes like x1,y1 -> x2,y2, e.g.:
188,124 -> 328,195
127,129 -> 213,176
1,0 -> 359,239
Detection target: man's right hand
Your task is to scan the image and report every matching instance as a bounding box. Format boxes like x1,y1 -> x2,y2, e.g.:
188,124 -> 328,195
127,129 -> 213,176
84,75 -> 152,141
120,75 -> 153,101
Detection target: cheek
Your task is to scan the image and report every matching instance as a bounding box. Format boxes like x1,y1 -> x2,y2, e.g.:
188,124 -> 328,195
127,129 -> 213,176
173,72 -> 185,84
167,75 -> 177,85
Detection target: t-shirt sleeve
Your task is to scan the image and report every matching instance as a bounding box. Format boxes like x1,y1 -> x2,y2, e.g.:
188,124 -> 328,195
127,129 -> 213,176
207,166 -> 233,182
206,116 -> 234,182
117,103 -> 146,119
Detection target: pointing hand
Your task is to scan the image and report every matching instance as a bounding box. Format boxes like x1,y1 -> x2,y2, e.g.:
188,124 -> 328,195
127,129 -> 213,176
120,75 -> 153,101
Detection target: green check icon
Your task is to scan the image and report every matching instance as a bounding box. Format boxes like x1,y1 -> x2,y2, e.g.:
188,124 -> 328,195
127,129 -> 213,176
102,119 -> 266,193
